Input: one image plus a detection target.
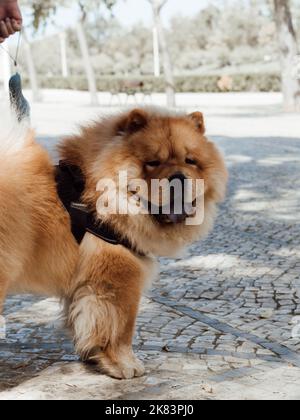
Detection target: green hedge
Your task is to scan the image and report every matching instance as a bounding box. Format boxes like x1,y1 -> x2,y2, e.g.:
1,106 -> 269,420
23,73 -> 281,93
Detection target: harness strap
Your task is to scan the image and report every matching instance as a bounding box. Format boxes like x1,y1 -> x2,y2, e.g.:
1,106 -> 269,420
55,161 -> 145,257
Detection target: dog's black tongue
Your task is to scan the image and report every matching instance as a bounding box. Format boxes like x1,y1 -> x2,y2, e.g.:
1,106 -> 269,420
9,73 -> 30,122
167,207 -> 187,224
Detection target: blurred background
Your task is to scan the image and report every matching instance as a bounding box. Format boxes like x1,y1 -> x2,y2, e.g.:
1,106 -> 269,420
0,0 -> 299,137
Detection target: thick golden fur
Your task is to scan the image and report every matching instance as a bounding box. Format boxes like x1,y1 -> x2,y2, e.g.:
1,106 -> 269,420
0,107 -> 228,379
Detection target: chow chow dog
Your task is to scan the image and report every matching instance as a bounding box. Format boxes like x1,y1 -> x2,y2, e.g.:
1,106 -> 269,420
0,105 -> 227,379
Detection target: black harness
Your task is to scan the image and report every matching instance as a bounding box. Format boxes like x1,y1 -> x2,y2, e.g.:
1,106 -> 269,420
55,161 -> 145,257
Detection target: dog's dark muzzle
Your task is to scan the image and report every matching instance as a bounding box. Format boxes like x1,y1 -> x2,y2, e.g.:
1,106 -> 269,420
152,173 -> 193,225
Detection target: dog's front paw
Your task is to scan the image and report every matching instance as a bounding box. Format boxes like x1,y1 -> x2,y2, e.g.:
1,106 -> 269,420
99,350 -> 145,380
105,358 -> 145,380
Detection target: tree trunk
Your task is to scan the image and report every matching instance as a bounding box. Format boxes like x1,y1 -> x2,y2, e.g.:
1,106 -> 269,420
59,32 -> 69,78
23,29 -> 42,102
151,0 -> 176,107
76,20 -> 99,106
274,0 -> 300,112
153,27 -> 160,77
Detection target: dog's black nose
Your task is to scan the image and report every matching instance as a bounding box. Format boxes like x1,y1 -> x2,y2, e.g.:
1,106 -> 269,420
168,172 -> 187,184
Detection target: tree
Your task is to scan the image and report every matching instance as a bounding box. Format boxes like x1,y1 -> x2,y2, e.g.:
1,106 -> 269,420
23,29 -> 42,101
274,0 -> 300,112
76,1 -> 99,105
148,0 -> 176,107
25,0 -> 117,105
74,0 -> 118,105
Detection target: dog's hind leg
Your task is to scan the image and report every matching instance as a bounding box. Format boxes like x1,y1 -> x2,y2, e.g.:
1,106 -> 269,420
68,235 -> 146,380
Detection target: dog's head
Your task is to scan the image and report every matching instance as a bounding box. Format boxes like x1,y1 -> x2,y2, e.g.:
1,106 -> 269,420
114,109 -> 227,226
63,108 -> 228,256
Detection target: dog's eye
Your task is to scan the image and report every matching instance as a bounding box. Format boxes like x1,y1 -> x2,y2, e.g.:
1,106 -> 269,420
146,161 -> 160,168
185,158 -> 197,166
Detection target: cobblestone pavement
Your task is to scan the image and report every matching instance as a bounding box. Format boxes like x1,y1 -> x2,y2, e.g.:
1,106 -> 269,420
1,93 -> 300,399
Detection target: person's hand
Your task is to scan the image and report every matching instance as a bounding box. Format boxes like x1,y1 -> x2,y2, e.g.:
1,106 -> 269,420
0,0 -> 22,43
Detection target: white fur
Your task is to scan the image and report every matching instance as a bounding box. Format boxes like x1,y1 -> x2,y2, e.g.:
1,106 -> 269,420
0,101 -> 30,155
69,291 -> 120,357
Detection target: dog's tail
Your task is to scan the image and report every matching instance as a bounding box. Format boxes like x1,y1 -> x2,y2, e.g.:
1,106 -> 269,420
0,100 -> 31,156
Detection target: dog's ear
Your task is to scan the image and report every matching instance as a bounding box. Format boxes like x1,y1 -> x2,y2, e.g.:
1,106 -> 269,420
117,109 -> 148,135
188,112 -> 205,135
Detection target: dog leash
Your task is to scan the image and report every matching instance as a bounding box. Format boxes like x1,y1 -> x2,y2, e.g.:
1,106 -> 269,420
0,29 -> 30,121
0,28 -> 21,66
